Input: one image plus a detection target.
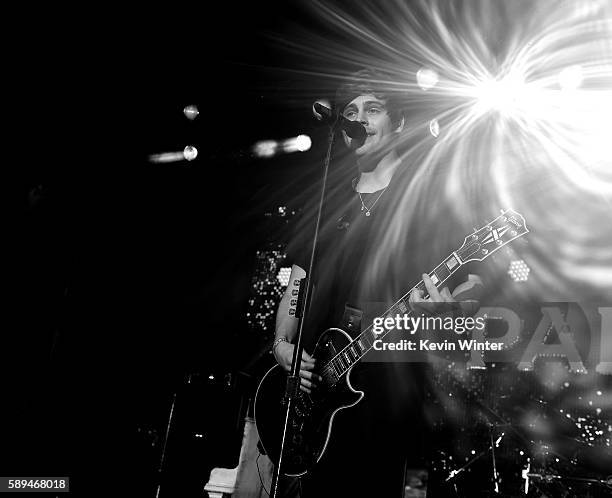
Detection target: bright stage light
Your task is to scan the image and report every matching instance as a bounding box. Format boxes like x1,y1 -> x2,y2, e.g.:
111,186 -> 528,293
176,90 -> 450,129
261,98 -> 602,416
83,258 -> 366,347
183,105 -> 199,120
416,68 -> 439,90
253,140 -> 278,158
253,135 -> 312,158
279,0 -> 612,296
508,260 -> 530,283
183,145 -> 198,161
295,134 -> 312,152
277,267 -> 292,287
472,73 -> 531,115
429,119 -> 440,137
558,65 -> 583,91
282,135 -> 312,153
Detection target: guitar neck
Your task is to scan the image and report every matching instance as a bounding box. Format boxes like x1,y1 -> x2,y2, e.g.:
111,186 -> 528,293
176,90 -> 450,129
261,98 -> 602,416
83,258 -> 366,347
320,250 -> 464,383
317,208 -> 529,384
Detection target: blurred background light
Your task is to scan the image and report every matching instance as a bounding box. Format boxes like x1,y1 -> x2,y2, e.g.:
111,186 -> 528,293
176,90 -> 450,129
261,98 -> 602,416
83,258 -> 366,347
558,65 -> 584,91
148,151 -> 185,163
183,105 -> 199,120
429,118 -> 440,137
508,260 -> 530,282
183,145 -> 198,161
276,267 -> 292,287
252,140 -> 278,158
253,135 -> 312,158
416,67 -> 439,90
283,134 -> 312,153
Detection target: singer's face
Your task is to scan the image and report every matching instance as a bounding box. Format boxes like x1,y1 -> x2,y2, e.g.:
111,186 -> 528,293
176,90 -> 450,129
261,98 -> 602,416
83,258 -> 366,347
341,94 -> 396,156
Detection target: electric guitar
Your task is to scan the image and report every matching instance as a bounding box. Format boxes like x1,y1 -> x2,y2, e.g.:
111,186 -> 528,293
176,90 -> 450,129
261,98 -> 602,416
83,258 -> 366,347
254,209 -> 529,476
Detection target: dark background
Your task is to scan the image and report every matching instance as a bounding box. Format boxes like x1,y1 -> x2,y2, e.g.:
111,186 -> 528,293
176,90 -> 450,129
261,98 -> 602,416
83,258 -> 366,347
10,2 -> 339,496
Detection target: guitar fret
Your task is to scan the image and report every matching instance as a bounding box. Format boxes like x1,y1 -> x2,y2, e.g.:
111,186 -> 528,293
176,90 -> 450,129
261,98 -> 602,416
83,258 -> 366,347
346,349 -> 355,362
383,304 -> 399,321
445,254 -> 459,271
433,263 -> 451,283
332,361 -> 341,376
355,340 -> 364,355
343,351 -> 352,365
397,300 -> 408,314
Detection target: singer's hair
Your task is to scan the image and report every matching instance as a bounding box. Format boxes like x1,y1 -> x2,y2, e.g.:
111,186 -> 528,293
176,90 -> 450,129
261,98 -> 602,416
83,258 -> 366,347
334,68 -> 405,127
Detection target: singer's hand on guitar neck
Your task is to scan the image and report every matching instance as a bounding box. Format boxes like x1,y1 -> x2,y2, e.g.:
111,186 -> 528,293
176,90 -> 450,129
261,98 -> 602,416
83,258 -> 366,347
273,342 -> 322,394
409,273 -> 455,316
409,273 -> 484,316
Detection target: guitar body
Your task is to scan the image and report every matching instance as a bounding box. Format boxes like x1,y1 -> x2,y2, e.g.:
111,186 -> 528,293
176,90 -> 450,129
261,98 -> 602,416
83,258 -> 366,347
254,327 -> 363,476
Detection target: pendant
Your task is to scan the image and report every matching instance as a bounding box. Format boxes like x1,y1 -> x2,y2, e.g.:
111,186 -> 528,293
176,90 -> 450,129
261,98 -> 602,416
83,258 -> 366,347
365,211 -> 371,216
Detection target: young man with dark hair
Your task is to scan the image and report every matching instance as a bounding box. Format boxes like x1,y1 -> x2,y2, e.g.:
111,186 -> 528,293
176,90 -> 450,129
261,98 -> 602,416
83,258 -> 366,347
270,68 -> 484,496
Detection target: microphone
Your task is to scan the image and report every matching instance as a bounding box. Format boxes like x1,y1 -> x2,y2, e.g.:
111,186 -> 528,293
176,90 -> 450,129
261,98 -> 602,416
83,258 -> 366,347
312,102 -> 367,141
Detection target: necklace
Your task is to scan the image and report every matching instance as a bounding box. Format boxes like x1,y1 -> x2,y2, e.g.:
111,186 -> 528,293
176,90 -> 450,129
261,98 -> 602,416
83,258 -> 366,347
358,187 -> 388,217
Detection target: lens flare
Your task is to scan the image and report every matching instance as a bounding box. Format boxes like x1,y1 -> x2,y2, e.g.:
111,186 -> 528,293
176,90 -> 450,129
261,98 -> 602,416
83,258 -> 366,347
274,0 -> 612,300
183,145 -> 198,161
416,67 -> 439,90
558,65 -> 584,90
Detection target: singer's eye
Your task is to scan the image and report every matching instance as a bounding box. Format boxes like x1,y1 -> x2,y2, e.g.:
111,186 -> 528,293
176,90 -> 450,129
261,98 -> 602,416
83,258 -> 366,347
367,107 -> 383,114
343,110 -> 357,120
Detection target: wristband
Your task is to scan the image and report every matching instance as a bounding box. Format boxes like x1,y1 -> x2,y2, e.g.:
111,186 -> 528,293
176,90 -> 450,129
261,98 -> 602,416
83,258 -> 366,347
271,336 -> 288,354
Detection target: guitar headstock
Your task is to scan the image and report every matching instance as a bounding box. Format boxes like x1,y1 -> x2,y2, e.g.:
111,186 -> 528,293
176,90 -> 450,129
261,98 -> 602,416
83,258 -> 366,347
457,209 -> 529,263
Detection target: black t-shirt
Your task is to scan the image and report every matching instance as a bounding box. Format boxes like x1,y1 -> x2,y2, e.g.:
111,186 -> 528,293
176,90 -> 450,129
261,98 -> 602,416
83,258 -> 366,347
287,161 -> 482,346
284,160 -> 487,496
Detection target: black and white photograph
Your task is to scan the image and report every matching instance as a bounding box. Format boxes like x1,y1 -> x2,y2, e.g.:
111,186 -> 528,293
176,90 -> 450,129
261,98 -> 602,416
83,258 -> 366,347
10,1 -> 612,496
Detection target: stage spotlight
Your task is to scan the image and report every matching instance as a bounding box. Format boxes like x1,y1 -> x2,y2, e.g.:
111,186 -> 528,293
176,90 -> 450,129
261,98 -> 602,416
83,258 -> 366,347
254,135 -> 312,158
282,134 -> 312,153
416,68 -> 439,90
183,105 -> 199,120
295,134 -> 312,152
183,145 -> 198,161
253,140 -> 278,158
429,119 -> 440,137
277,267 -> 292,287
508,260 -> 530,282
558,65 -> 583,91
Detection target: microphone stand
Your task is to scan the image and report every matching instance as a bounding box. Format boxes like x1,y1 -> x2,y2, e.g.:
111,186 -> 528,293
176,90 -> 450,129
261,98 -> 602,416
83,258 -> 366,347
268,117 -> 344,498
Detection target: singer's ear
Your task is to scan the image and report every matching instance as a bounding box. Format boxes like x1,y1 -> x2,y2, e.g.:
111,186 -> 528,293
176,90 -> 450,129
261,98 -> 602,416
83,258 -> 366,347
394,116 -> 405,133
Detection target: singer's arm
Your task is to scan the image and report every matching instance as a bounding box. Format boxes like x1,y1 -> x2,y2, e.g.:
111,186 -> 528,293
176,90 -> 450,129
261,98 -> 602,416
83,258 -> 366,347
272,264 -> 321,393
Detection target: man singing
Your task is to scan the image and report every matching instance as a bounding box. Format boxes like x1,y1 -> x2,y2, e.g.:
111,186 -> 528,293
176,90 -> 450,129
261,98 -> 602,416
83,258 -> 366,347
270,68 -> 484,497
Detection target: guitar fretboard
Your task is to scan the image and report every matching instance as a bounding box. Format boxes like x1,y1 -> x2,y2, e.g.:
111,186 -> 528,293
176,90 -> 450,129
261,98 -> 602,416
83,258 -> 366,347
316,208 -> 529,385
320,251 -> 464,384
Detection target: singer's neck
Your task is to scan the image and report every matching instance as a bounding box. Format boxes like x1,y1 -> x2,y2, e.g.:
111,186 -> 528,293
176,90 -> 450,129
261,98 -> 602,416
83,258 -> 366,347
355,150 -> 402,193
